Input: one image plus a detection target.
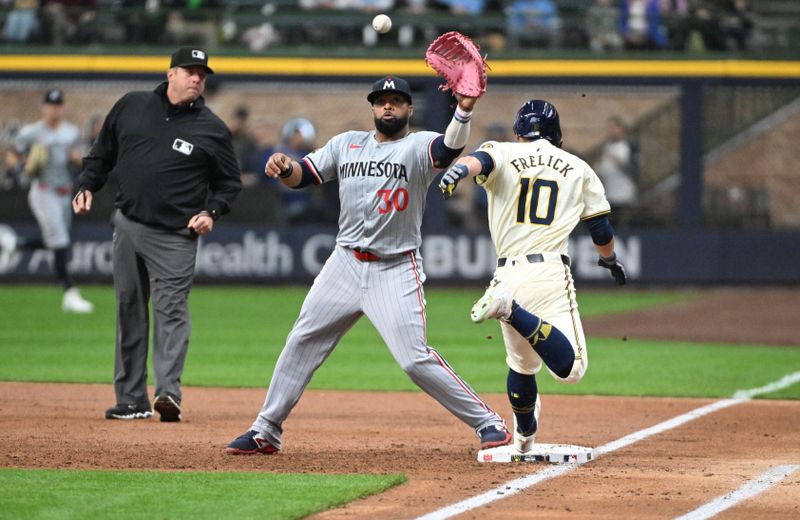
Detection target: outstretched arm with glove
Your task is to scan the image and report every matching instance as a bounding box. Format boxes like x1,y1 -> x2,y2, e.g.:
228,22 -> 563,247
425,31 -> 488,170
438,152 -> 494,199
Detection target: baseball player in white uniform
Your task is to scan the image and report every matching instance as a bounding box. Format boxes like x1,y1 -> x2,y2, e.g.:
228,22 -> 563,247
227,76 -> 511,455
438,99 -> 627,453
10,89 -> 93,313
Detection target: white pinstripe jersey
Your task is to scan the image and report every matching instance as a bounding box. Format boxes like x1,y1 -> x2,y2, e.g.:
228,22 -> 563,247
476,139 -> 611,257
304,130 -> 441,256
15,120 -> 80,188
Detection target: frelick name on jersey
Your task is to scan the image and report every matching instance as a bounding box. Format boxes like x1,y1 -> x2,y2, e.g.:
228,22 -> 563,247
339,161 -> 408,181
510,154 -> 574,177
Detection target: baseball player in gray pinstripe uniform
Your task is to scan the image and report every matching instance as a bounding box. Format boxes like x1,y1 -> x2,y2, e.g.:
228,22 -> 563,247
227,76 -> 511,455
7,89 -> 93,313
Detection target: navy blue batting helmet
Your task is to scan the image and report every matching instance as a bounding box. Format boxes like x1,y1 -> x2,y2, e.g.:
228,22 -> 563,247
513,100 -> 562,147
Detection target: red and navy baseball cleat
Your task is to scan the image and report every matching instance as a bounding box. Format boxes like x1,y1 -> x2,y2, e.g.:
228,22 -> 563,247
226,430 -> 279,455
477,423 -> 512,449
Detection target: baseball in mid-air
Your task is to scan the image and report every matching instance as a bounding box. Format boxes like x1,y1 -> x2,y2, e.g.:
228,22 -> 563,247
372,14 -> 392,34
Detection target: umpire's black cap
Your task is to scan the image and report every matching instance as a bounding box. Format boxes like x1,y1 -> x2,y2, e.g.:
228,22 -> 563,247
170,47 -> 214,74
367,76 -> 412,104
43,88 -> 64,105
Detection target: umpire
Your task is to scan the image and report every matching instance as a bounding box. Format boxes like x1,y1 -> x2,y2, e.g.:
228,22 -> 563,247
72,47 -> 242,422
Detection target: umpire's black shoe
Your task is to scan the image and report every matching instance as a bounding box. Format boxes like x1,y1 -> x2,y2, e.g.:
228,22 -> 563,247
153,395 -> 181,422
105,402 -> 153,420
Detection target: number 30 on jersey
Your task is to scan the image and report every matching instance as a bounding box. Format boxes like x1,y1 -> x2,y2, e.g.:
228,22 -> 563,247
377,188 -> 409,215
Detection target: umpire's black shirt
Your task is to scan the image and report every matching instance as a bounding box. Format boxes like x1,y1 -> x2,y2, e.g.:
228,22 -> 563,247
78,82 -> 242,230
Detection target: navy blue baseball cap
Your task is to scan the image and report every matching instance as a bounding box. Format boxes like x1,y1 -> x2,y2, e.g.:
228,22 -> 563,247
170,47 -> 214,74
367,76 -> 412,104
43,88 -> 64,105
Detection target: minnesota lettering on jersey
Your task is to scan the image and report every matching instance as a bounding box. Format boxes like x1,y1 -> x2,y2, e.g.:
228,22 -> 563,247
339,161 -> 408,181
510,154 -> 573,177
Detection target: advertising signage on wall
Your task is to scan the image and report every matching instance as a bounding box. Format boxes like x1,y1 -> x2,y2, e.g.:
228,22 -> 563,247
3,222 -> 799,284
0,223 -> 643,284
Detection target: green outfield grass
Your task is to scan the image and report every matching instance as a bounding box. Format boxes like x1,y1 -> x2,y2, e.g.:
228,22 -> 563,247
0,285 -> 798,399
2,284 -> 799,520
0,468 -> 405,520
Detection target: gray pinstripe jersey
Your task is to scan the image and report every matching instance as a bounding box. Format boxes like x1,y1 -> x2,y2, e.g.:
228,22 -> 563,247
304,130 -> 440,256
15,120 -> 80,188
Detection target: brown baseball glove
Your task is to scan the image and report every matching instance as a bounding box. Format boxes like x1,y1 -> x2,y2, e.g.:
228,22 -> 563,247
23,143 -> 48,178
425,31 -> 489,97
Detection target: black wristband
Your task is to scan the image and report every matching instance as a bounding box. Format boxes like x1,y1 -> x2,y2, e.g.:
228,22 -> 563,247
278,163 -> 293,179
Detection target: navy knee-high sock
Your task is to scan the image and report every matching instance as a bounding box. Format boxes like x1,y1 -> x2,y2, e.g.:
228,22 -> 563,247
507,302 -> 575,379
507,368 -> 538,435
18,236 -> 45,250
53,247 -> 73,290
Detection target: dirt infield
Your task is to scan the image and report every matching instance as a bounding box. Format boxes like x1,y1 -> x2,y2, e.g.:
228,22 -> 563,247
2,288 -> 800,518
584,287 -> 800,346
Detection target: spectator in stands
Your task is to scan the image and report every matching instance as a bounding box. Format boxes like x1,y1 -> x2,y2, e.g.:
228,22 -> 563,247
684,0 -> 726,51
585,0 -> 623,53
3,0 -> 40,42
122,0 -> 167,44
436,0 -> 485,16
267,117 -> 317,224
1,118 -> 24,190
594,116 -> 638,226
659,0 -> 691,51
42,0 -> 98,45
404,0 -> 428,13
241,21 -> 280,52
506,0 -> 562,50
719,0 -> 753,50
300,0 -> 393,10
620,0 -> 668,50
163,0 -> 218,49
227,106 -> 261,187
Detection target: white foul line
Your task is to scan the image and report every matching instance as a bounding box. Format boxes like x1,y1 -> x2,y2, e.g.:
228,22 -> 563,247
674,464 -> 800,520
733,371 -> 800,399
416,370 -> 800,520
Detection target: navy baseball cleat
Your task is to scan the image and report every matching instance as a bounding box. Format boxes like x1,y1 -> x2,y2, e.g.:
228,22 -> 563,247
153,395 -> 181,422
105,402 -> 153,420
477,423 -> 512,449
226,430 -> 279,455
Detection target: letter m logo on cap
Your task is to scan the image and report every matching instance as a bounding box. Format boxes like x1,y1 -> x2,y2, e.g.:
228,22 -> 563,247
192,50 -> 206,60
383,79 -> 395,89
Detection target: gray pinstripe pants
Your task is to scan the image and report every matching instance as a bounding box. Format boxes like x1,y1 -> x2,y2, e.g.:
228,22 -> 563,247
252,245 -> 503,449
111,210 -> 197,406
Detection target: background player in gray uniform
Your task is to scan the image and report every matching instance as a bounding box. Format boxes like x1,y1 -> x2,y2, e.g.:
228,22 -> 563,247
438,99 -> 627,453
227,75 -> 511,455
6,89 -> 93,313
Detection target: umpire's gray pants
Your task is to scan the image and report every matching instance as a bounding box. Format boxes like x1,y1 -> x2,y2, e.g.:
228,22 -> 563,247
111,210 -> 197,406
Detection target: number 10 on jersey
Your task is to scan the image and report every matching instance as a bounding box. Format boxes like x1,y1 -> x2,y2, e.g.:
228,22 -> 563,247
517,178 -> 558,225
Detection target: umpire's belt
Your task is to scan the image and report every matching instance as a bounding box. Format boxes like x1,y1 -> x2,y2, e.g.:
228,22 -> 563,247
497,253 -> 570,268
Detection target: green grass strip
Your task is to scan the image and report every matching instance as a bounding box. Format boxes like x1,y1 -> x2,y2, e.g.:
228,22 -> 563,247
1,285 -> 797,399
0,468 -> 405,520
